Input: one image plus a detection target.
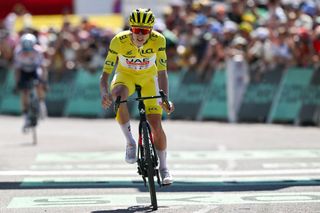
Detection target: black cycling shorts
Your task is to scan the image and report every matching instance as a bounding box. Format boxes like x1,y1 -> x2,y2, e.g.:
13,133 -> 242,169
18,70 -> 39,90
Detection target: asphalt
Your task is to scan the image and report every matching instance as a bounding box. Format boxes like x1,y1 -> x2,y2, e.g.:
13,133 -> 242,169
1,115 -> 320,213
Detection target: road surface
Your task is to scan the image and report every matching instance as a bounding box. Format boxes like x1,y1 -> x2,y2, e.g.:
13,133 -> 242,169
1,115 -> 320,212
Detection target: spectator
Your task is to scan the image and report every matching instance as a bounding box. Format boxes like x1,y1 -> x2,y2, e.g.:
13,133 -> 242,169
0,0 -> 318,97
270,27 -> 293,70
312,25 -> 320,69
227,0 -> 245,24
0,28 -> 14,71
248,27 -> 273,81
4,3 -> 32,35
291,27 -> 313,67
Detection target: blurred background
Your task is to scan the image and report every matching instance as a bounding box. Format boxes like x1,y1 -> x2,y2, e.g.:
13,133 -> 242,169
0,0 -> 319,126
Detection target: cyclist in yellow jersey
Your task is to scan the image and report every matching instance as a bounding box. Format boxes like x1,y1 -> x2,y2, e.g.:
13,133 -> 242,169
100,8 -> 174,185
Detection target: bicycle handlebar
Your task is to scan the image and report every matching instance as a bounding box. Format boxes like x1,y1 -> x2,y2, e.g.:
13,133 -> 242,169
114,90 -> 171,114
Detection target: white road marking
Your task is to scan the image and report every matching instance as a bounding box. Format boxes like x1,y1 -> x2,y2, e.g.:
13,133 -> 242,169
263,162 -> 320,169
8,192 -> 320,208
34,150 -> 320,162
2,169 -> 320,176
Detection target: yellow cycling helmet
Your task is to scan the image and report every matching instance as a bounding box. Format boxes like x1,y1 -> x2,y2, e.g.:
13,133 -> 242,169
129,8 -> 155,28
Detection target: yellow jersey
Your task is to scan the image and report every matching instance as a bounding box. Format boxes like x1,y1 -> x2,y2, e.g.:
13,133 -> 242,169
103,30 -> 167,76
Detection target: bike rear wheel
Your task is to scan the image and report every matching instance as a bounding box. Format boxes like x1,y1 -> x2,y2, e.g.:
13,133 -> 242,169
142,121 -> 158,210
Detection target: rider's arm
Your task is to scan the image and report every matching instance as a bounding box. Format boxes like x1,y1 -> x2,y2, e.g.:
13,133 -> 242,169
156,35 -> 169,98
102,36 -> 119,75
156,35 -> 174,113
158,70 -> 169,98
100,72 -> 110,97
100,36 -> 119,108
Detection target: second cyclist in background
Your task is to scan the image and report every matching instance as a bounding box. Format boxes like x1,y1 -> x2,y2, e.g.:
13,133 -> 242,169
100,8 -> 175,185
14,33 -> 48,131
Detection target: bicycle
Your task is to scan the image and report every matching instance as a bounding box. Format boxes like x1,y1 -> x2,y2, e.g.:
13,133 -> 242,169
23,79 -> 40,145
114,85 -> 171,210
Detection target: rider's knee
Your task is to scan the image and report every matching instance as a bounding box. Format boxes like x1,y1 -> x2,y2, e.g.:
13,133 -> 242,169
111,85 -> 128,100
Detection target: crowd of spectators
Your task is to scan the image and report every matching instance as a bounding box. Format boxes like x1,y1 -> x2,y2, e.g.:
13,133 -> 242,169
160,0 -> 320,82
0,0 -> 319,83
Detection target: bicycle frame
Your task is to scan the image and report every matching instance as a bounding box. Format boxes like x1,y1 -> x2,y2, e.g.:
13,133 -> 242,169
114,85 -> 170,210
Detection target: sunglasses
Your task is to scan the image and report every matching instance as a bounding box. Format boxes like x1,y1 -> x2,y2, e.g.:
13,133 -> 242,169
131,27 -> 151,35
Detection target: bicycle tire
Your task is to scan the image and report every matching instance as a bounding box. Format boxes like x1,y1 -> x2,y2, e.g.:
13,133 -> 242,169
142,121 -> 158,210
28,82 -> 39,145
30,88 -> 39,126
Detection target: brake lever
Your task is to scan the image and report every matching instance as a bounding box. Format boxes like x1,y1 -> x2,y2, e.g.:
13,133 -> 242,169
159,90 -> 171,111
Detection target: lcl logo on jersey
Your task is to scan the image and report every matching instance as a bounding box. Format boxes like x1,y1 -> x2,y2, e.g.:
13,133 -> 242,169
139,48 -> 154,56
105,60 -> 115,66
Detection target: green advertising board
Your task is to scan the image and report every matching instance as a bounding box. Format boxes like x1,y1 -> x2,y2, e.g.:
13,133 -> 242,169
199,70 -> 227,121
238,70 -> 282,122
0,69 -> 8,105
268,67 -> 314,123
64,70 -> 104,118
298,68 -> 320,125
0,70 -> 21,115
170,71 -> 208,120
46,72 -> 75,117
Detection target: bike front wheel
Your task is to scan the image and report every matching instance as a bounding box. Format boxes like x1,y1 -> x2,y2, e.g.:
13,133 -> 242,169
142,121 -> 158,210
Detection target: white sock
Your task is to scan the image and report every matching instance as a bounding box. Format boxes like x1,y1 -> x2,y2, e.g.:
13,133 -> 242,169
120,121 -> 136,145
156,149 -> 167,171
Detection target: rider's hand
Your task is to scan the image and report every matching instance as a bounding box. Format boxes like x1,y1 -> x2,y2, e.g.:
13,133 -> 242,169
101,92 -> 113,109
161,101 -> 174,115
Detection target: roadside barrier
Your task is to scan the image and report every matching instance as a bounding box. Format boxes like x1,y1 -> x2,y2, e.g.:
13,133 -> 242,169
0,67 -> 319,126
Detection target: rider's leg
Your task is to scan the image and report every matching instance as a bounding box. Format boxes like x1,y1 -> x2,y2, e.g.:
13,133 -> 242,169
36,84 -> 47,118
111,84 -> 136,163
110,72 -> 136,143
21,89 -> 29,114
21,89 -> 30,128
147,114 -> 167,168
112,85 -> 132,141
112,84 -> 130,124
147,114 -> 173,184
141,76 -> 170,171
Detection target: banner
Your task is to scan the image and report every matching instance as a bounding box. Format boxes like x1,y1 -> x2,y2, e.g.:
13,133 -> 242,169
14,14 -> 124,33
0,69 -> 8,104
298,68 -> 320,125
169,71 -> 208,120
268,67 -> 313,124
238,69 -> 283,122
199,70 -> 227,121
0,70 -> 21,115
46,72 -> 75,116
64,70 -> 104,118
